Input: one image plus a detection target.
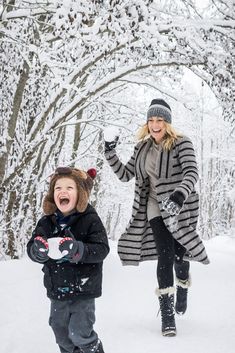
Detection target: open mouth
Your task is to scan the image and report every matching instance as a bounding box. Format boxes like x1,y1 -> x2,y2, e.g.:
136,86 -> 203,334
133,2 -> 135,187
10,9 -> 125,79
59,197 -> 70,206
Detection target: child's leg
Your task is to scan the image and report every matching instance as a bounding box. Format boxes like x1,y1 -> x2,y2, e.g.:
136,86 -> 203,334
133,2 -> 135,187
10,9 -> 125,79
49,299 -> 76,353
69,298 -> 99,349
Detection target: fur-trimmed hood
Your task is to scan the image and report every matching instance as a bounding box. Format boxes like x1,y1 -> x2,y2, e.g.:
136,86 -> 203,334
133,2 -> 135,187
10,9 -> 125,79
42,167 -> 96,215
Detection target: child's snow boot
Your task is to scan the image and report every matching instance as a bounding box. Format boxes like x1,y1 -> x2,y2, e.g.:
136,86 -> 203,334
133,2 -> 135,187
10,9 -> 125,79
156,287 -> 176,337
175,276 -> 191,315
80,339 -> 104,353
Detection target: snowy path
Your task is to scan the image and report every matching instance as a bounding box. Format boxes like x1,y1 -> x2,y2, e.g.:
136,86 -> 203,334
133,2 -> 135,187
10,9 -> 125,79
1,236 -> 235,353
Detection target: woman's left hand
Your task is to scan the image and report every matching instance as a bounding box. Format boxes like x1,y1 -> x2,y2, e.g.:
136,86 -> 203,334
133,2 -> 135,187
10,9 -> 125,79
162,191 -> 185,216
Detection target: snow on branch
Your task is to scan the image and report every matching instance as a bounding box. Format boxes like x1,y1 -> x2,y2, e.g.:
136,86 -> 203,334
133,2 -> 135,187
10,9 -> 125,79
1,7 -> 55,22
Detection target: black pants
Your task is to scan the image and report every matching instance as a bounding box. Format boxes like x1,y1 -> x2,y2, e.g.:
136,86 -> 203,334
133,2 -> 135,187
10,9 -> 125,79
150,216 -> 190,289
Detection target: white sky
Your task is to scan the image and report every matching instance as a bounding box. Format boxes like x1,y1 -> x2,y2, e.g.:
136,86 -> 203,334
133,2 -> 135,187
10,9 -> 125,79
196,0 -> 210,9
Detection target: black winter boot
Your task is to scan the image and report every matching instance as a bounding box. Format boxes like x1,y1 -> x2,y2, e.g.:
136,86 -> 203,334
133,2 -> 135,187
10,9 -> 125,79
80,339 -> 104,353
157,287 -> 176,337
175,277 -> 191,315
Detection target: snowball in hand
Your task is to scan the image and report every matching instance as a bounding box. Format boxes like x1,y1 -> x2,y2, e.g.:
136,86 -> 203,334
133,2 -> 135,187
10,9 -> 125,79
48,237 -> 64,259
103,126 -> 120,142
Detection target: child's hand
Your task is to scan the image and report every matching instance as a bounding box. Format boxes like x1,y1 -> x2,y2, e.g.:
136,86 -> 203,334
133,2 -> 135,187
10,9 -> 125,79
59,237 -> 78,258
59,236 -> 84,263
32,236 -> 49,260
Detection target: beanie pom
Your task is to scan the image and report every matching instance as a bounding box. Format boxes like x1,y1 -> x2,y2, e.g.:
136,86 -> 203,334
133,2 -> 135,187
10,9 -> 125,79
87,168 -> 97,179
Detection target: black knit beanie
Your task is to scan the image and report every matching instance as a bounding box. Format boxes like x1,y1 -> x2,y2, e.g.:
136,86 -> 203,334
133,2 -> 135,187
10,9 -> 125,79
147,99 -> 172,123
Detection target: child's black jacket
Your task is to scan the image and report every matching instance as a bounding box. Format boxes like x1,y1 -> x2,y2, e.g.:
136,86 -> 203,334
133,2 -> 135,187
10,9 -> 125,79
27,204 -> 109,300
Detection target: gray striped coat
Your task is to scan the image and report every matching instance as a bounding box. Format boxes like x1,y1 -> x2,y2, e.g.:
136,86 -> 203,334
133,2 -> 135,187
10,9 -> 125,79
105,136 -> 209,266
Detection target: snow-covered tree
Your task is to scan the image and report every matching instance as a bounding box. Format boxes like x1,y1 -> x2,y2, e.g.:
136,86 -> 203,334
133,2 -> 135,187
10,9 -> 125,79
0,0 -> 234,259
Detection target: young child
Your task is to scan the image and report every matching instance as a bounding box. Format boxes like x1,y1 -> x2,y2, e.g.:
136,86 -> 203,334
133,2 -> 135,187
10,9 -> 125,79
27,167 -> 109,353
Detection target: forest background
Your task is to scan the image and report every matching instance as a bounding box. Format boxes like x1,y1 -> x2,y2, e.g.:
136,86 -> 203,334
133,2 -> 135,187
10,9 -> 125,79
0,0 -> 234,260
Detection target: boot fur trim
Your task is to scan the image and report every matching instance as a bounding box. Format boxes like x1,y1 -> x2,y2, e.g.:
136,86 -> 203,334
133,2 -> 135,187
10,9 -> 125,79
176,275 -> 191,289
155,286 -> 175,297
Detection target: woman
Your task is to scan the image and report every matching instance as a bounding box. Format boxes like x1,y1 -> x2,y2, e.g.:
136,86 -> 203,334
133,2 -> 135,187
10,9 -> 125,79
104,98 -> 209,337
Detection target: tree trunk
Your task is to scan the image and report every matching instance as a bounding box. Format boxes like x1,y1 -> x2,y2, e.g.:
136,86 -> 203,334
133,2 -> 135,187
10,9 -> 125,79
5,189 -> 18,258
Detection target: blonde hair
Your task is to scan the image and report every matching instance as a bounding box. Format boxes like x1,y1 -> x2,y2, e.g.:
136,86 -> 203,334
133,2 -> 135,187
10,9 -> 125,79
136,122 -> 183,150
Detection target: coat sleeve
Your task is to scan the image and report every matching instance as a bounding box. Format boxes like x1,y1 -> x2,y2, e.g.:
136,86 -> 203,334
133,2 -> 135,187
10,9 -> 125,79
174,137 -> 199,200
80,213 -> 110,264
104,144 -> 139,182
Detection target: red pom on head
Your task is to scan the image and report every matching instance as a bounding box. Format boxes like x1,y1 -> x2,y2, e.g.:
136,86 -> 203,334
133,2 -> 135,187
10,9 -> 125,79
87,168 -> 97,179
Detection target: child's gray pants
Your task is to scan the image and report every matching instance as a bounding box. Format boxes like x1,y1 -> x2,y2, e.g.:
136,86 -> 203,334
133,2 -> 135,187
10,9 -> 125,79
49,298 -> 98,353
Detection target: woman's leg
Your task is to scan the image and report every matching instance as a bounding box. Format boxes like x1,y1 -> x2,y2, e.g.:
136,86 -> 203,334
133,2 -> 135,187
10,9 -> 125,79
150,216 -> 175,288
150,216 -> 176,336
174,243 -> 191,315
174,258 -> 190,281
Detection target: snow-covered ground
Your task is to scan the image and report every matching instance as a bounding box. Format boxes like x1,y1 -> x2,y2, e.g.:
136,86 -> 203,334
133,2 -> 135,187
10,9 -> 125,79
1,236 -> 235,353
